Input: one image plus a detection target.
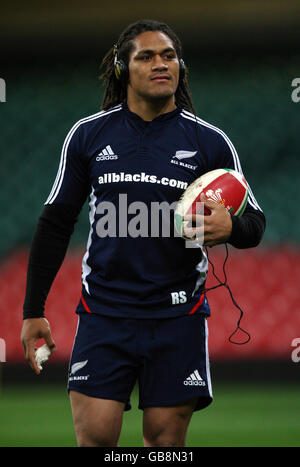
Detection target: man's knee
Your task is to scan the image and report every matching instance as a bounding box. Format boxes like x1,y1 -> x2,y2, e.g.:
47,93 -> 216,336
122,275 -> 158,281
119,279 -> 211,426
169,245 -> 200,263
144,432 -> 183,447
74,416 -> 120,447
69,390 -> 125,447
76,429 -> 119,447
143,401 -> 197,447
143,421 -> 187,447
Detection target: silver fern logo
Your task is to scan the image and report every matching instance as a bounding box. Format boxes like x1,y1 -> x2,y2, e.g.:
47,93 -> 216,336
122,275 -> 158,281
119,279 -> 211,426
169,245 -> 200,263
174,150 -> 197,160
171,150 -> 198,170
70,360 -> 88,375
69,360 -> 90,382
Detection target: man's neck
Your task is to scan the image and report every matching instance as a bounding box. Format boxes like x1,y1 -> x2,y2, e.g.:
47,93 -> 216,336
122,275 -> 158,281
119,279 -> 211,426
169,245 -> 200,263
126,95 -> 176,122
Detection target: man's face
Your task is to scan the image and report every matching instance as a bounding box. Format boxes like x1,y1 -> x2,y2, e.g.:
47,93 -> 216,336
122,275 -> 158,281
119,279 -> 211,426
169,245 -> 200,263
127,30 -> 180,103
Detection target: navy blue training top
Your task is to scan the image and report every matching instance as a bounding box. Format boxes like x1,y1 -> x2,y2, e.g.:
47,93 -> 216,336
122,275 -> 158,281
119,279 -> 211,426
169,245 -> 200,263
44,102 -> 262,319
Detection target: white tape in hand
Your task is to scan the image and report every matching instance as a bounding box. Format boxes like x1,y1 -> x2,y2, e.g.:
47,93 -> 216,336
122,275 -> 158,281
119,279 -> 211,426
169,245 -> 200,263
35,344 -> 51,370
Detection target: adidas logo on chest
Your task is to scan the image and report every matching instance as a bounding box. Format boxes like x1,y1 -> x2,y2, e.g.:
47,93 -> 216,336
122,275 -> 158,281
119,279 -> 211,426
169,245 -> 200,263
96,145 -> 118,161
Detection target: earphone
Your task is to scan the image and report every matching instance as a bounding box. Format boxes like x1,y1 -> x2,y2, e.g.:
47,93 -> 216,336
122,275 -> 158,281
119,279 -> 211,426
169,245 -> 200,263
113,44 -> 186,84
113,45 -> 127,82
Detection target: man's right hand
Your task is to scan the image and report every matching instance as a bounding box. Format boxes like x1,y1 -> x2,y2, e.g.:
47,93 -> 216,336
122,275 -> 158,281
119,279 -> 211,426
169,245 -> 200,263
20,317 -> 56,375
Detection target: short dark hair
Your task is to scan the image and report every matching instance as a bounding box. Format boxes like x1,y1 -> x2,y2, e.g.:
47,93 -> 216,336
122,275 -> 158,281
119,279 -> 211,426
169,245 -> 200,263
99,19 -> 196,113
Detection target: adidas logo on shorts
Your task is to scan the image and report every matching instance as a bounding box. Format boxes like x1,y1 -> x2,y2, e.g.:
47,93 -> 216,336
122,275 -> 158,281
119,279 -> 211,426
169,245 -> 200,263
96,145 -> 118,161
183,369 -> 206,386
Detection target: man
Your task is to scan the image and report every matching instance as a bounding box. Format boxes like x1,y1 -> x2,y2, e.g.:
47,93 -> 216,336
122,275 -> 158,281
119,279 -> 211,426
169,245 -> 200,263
21,19 -> 265,447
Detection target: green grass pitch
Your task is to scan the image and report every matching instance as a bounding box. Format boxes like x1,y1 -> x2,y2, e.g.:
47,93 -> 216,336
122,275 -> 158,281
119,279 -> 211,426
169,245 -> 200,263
0,383 -> 299,447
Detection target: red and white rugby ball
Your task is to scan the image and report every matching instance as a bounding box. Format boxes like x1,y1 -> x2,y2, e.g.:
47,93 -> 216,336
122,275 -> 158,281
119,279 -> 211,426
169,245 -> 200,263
175,168 -> 248,239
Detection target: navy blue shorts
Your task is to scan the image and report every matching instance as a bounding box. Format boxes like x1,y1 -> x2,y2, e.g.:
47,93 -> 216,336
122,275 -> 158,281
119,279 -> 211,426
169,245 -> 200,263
68,312 -> 213,411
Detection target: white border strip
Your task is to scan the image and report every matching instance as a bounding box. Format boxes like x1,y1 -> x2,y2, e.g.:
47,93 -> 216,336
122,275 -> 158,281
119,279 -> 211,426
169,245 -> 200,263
181,110 -> 261,211
45,105 -> 122,205
67,314 -> 81,377
205,318 -> 213,399
81,187 -> 97,295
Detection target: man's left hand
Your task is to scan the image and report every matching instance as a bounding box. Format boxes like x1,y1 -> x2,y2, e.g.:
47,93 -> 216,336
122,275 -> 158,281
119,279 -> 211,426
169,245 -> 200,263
183,194 -> 232,247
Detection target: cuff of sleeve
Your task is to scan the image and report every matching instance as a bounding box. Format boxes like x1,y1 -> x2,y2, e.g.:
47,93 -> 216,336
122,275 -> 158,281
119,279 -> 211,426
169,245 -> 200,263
228,214 -> 241,245
23,309 -> 45,319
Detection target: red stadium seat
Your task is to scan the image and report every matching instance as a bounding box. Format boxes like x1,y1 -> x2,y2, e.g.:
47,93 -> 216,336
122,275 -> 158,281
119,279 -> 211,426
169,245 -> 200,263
1,246 -> 300,363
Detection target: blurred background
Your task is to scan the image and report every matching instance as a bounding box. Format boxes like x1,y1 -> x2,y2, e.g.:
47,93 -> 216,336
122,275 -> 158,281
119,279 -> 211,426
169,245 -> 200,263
0,0 -> 299,446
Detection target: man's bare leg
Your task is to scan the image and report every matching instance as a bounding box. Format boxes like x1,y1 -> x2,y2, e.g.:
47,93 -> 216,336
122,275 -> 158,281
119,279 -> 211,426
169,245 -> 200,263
143,398 -> 198,447
69,390 -> 125,447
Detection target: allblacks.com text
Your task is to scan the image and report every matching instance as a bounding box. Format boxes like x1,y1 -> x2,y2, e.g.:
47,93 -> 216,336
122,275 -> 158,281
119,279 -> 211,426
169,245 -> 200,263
98,171 -> 188,190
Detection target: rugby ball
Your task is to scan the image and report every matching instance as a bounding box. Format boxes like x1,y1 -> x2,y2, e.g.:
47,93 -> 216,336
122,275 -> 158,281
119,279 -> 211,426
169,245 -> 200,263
175,168 -> 248,239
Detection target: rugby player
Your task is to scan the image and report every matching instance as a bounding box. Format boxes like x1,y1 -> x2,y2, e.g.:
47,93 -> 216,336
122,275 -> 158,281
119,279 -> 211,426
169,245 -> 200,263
21,19 -> 265,447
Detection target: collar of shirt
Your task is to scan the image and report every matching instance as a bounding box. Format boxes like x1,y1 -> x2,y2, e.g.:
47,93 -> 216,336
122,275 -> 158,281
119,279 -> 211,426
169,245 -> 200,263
122,100 -> 182,127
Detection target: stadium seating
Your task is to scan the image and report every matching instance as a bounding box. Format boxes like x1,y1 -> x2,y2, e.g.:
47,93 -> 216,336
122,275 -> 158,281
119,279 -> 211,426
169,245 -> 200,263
1,246 -> 299,362
1,54 -> 299,365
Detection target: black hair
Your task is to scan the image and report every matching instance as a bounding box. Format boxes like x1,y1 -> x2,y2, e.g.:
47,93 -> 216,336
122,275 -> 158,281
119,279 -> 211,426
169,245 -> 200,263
99,19 -> 197,113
